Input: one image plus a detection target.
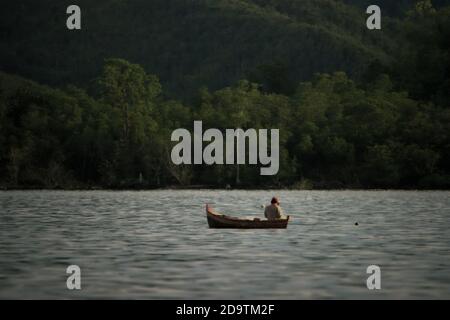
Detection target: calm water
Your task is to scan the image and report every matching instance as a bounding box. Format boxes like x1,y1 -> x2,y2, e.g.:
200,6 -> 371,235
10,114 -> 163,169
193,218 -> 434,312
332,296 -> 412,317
0,190 -> 449,299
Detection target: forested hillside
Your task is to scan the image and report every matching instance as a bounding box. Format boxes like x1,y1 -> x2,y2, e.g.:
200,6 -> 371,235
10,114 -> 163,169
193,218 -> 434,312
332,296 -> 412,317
342,0 -> 450,15
0,0 -> 449,189
0,0 -> 395,99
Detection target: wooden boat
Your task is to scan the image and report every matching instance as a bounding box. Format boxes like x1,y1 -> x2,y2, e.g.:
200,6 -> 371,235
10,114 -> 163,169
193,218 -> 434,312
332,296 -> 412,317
206,204 -> 290,229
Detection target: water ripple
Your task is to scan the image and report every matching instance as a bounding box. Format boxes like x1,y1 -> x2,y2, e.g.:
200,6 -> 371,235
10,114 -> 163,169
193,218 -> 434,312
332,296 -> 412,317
0,190 -> 449,299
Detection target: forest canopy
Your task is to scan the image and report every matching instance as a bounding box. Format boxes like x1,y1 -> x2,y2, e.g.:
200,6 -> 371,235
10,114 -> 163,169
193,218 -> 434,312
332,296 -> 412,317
0,0 -> 449,189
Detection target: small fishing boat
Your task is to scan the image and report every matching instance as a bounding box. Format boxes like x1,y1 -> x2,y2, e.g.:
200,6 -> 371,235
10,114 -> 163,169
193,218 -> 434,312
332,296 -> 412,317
206,204 -> 290,229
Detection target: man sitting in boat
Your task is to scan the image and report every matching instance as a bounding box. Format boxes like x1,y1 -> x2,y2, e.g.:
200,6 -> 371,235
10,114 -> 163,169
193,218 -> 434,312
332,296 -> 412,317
264,197 -> 285,220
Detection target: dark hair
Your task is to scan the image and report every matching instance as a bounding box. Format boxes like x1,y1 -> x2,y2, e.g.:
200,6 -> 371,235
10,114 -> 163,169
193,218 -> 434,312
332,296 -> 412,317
271,197 -> 279,204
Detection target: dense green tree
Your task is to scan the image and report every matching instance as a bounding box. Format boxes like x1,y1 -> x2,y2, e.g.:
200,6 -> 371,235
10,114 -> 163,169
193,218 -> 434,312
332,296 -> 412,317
1,1 -> 449,189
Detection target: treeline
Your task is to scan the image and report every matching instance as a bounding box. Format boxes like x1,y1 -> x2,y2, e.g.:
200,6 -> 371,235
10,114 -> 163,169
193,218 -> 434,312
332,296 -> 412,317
0,68 -> 448,189
0,1 -> 449,189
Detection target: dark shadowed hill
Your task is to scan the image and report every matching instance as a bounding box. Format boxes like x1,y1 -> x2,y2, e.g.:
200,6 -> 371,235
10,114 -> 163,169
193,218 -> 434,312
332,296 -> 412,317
0,1 -> 449,189
342,0 -> 450,15
0,0 -> 396,99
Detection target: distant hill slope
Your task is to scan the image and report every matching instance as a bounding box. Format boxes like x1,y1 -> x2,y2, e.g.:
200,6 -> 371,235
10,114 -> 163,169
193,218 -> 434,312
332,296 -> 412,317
342,0 -> 450,15
0,0 -> 395,99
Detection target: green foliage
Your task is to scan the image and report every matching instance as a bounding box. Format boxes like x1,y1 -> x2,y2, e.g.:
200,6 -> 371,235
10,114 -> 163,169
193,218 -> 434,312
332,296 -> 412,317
1,64 -> 448,189
0,0 -> 392,100
0,1 -> 449,189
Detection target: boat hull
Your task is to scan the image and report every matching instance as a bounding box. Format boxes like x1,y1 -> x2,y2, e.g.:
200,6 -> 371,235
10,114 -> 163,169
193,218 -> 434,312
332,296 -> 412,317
206,205 -> 289,229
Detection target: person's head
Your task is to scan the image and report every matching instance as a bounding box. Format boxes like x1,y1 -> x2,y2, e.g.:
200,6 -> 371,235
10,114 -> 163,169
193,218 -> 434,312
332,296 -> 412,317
271,197 -> 280,205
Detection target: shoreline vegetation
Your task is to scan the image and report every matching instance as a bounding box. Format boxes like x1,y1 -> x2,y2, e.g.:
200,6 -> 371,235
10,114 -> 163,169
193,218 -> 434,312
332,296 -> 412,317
1,1 -> 449,190
2,188 -> 449,192
1,184 -> 450,192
